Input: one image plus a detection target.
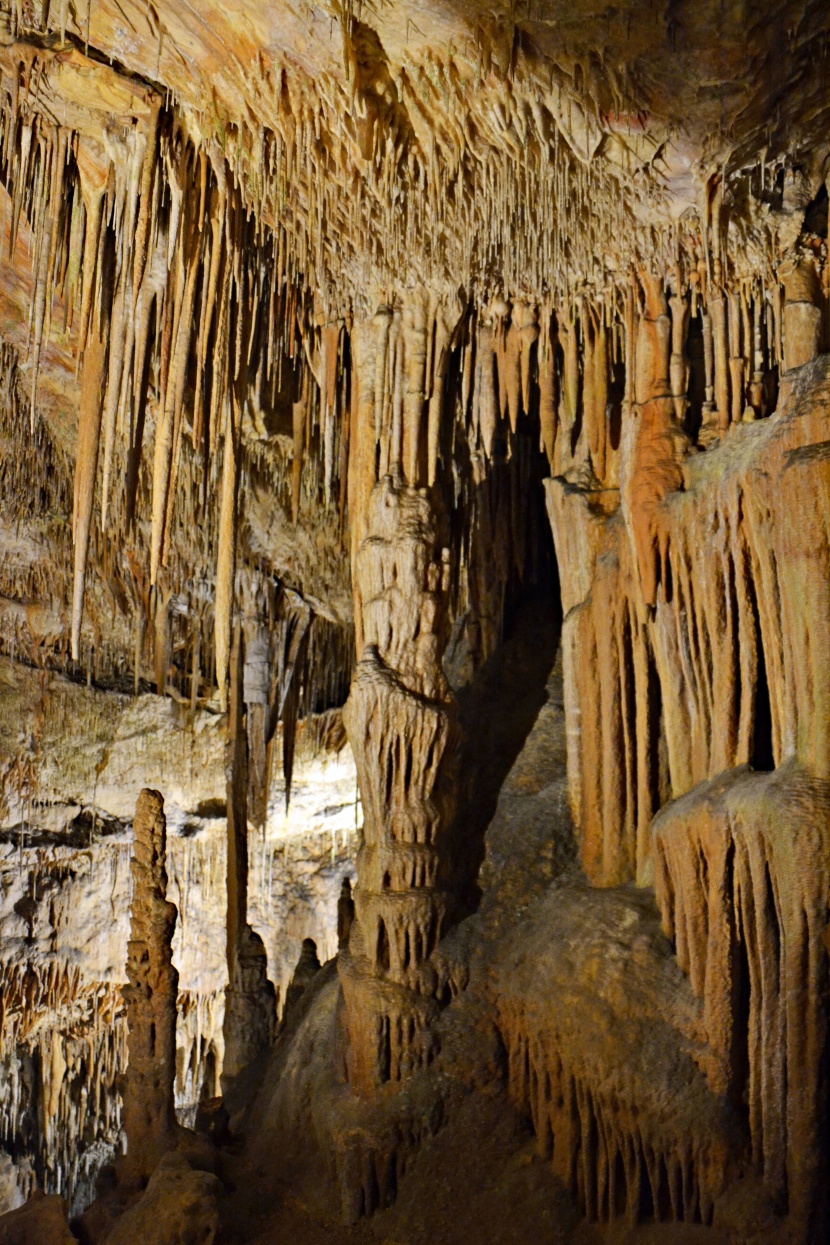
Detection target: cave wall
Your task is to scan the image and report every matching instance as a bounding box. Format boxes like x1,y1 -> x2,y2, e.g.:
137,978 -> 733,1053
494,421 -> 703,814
544,346 -> 830,1236
0,658 -> 359,1212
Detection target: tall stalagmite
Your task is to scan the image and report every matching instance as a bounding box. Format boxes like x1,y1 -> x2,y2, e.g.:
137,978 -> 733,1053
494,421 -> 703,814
339,477 -> 459,1094
119,789 -> 179,1184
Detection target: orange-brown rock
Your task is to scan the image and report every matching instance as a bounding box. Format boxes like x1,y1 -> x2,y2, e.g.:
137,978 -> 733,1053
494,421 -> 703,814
339,477 -> 459,1094
549,353 -> 830,889
654,763 -> 830,1240
0,1193 -> 76,1244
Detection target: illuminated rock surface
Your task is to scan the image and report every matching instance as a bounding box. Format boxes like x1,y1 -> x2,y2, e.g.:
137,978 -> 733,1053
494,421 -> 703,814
0,1 -> 827,1242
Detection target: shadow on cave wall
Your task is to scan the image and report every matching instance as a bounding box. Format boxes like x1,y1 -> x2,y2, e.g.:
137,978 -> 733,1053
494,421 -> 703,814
448,489 -> 562,919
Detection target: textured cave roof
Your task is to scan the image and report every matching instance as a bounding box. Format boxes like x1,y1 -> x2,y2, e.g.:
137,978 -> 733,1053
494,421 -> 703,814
24,0 -> 830,172
0,0 -> 827,645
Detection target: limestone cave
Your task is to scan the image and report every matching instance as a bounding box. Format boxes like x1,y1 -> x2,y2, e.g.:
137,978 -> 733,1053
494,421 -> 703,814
0,1 -> 828,1242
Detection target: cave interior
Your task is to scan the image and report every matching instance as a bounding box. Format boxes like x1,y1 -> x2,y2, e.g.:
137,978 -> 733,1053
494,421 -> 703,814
0,1 -> 829,1243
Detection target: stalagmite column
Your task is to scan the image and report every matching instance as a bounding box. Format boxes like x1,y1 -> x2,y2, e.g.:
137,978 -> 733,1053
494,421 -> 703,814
119,789 -> 179,1184
339,476 -> 459,1095
727,289 -> 746,424
222,626 -> 276,1090
780,253 -> 824,371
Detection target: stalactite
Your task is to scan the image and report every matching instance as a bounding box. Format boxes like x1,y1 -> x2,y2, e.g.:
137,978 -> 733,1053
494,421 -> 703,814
222,626 -> 276,1087
558,305 -> 579,470
214,399 -> 239,710
475,310 -> 498,459
402,289 -> 428,486
654,765 -> 830,1236
538,303 -> 557,471
70,317 -> 107,663
668,283 -> 690,425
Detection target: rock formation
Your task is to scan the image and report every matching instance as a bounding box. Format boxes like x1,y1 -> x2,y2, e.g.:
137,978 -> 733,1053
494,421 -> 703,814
221,628 -> 276,1090
654,764 -> 830,1237
119,789 -> 179,1185
106,1153 -> 221,1245
0,1192 -> 76,1244
339,476 -> 459,1093
0,1 -> 829,1243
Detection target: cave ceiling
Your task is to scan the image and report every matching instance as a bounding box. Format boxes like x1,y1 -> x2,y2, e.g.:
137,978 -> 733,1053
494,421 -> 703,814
0,0 -> 827,690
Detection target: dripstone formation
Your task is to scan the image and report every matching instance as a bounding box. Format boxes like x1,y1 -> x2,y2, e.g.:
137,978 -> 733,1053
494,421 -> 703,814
0,2 -> 829,1243
119,789 -> 179,1184
340,477 -> 459,1093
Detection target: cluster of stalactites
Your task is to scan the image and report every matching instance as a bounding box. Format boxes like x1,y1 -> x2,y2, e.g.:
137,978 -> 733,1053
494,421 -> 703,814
0,961 -> 126,1205
3,38 -> 827,717
653,766 -> 830,1237
499,1006 -> 735,1228
0,51 -> 316,696
0,50 -> 363,791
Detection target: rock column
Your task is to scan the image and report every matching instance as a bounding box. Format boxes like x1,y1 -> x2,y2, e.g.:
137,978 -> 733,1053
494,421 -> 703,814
339,476 -> 459,1095
221,625 -> 276,1089
120,788 -> 179,1184
781,252 -> 823,371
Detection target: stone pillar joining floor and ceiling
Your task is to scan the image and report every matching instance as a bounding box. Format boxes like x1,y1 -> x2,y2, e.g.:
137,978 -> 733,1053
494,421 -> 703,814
221,625 -> 276,1090
339,475 -> 459,1096
119,788 -> 179,1184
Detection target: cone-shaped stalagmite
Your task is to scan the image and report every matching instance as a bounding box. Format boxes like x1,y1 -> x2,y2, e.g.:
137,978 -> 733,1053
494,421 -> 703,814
119,789 -> 179,1184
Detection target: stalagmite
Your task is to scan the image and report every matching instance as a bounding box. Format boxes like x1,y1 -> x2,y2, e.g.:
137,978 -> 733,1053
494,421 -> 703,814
119,789 -> 179,1184
339,477 -> 459,1093
338,878 -> 355,951
282,938 -> 321,1025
